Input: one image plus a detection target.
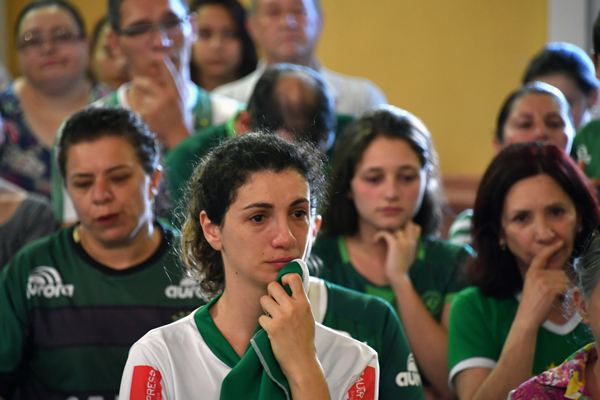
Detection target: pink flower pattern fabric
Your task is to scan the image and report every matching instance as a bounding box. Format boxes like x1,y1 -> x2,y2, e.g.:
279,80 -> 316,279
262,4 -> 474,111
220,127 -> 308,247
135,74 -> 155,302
509,343 -> 596,400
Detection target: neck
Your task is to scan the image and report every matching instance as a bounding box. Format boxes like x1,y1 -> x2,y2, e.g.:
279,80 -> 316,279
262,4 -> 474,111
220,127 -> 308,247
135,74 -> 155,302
195,71 -> 237,92
78,220 -> 160,270
210,284 -> 266,357
265,55 -> 318,70
18,75 -> 90,105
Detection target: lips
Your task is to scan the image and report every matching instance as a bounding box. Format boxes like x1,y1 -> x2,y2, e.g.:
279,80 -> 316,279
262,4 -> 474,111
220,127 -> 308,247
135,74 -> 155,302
266,257 -> 297,269
379,207 -> 402,215
96,213 -> 119,226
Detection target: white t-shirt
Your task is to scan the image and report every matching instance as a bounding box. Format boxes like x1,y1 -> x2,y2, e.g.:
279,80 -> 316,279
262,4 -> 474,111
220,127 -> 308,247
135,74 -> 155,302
119,309 -> 379,400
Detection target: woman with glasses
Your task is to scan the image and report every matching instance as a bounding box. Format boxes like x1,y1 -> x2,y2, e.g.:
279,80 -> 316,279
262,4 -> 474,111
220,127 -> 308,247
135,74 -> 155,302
448,142 -> 600,400
0,0 -> 111,199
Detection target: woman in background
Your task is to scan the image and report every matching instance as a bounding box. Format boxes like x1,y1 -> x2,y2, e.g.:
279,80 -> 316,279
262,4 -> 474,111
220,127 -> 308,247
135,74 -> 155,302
189,0 -> 257,91
523,42 -> 598,131
0,0 -> 111,198
448,82 -> 575,246
448,142 -> 600,400
510,229 -> 600,399
313,105 -> 473,399
89,16 -> 129,90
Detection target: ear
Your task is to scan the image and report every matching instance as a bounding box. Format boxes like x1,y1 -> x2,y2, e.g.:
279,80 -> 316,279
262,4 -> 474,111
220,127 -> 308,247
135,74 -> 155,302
588,87 -> 599,108
246,15 -> 258,44
107,27 -> 124,59
236,110 -> 252,136
492,137 -> 503,153
149,165 -> 163,199
573,287 -> 589,325
310,214 -> 322,246
200,210 -> 223,251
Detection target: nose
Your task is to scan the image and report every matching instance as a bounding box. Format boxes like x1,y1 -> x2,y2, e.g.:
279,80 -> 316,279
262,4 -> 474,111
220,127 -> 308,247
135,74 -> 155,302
92,178 -> 112,204
532,122 -> 550,142
151,26 -> 174,48
534,218 -> 556,243
284,13 -> 299,28
272,218 -> 297,249
40,38 -> 57,54
210,35 -> 223,50
383,177 -> 399,200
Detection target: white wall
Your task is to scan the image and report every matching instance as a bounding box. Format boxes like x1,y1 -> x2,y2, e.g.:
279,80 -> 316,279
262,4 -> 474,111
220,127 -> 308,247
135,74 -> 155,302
548,0 -> 600,52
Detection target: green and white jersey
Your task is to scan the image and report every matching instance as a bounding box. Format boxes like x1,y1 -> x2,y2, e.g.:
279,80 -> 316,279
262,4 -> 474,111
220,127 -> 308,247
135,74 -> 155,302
311,235 -> 473,321
573,120 -> 600,198
447,209 -> 473,247
119,296 -> 379,400
448,287 -> 591,390
0,225 -> 205,400
308,277 -> 424,400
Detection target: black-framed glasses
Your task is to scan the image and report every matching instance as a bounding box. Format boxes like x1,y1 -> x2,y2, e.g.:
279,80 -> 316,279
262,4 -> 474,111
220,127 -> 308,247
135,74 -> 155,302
117,17 -> 186,40
16,27 -> 84,52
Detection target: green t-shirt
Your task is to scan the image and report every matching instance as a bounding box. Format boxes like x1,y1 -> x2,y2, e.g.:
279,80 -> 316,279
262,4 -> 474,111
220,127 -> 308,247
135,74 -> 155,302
310,278 -> 425,399
0,225 -> 205,399
311,235 -> 473,321
448,286 -> 591,387
165,119 -> 237,223
573,120 -> 600,198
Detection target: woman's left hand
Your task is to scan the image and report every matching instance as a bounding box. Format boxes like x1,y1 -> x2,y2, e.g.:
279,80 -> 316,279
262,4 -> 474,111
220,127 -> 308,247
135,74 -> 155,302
258,273 -> 319,380
374,221 -> 421,280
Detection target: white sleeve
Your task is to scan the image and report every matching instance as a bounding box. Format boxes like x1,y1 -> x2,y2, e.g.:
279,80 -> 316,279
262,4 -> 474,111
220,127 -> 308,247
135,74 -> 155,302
119,342 -> 170,400
342,354 -> 379,400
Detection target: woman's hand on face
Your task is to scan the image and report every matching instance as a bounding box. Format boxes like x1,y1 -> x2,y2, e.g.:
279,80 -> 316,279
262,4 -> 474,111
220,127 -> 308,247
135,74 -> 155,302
518,239 -> 570,327
258,273 -> 319,379
374,221 -> 421,281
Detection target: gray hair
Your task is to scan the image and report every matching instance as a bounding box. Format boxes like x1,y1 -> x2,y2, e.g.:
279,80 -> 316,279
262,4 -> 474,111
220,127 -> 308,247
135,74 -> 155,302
575,231 -> 600,302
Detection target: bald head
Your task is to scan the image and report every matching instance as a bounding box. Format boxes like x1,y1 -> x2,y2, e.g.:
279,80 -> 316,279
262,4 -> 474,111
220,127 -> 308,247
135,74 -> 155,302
248,63 -> 335,151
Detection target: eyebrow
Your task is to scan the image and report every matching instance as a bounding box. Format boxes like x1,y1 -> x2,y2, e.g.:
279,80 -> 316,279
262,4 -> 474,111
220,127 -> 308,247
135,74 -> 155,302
242,198 -> 309,210
69,165 -> 132,179
126,11 -> 180,27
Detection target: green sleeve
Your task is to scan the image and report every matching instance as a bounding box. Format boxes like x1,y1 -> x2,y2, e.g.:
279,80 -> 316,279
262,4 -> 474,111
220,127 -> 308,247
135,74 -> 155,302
448,288 -> 500,378
0,252 -> 32,396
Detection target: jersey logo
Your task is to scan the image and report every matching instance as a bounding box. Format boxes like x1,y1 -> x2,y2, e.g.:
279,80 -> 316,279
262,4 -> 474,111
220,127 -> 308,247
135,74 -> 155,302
347,365 -> 376,399
130,366 -> 163,400
27,266 -> 75,299
421,290 -> 442,316
396,353 -> 422,388
165,277 -> 204,299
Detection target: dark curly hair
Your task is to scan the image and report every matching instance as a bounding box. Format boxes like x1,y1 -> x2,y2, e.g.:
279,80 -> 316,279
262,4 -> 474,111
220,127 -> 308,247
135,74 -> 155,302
56,106 -> 159,180
470,142 -> 600,298
180,132 -> 327,299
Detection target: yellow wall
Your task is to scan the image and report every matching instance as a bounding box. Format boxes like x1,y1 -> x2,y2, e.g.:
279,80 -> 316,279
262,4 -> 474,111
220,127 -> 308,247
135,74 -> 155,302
5,0 -> 547,175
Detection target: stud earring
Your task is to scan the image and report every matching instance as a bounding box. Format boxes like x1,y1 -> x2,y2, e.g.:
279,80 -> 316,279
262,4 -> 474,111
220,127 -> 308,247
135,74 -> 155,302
499,239 -> 507,251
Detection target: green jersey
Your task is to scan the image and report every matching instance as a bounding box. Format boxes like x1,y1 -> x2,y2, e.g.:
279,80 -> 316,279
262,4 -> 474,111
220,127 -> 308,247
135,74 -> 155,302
448,286 -> 591,388
311,235 -> 473,321
308,277 -> 424,399
0,225 -> 205,400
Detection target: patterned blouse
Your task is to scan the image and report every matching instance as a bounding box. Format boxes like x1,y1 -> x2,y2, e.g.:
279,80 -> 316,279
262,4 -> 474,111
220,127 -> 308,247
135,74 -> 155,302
0,82 -> 112,198
509,342 -> 596,400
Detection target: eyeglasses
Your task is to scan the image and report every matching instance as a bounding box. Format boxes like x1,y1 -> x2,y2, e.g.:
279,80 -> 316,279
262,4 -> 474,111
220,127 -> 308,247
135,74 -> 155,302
117,18 -> 186,41
16,27 -> 84,52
